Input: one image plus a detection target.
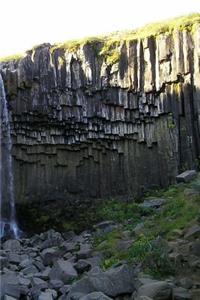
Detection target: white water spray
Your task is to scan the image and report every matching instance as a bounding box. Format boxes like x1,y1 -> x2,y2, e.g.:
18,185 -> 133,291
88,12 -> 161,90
0,73 -> 19,239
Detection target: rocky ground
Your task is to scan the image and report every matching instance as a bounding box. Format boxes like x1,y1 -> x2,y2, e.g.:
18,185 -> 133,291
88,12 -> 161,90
0,221 -> 200,300
1,176 -> 200,300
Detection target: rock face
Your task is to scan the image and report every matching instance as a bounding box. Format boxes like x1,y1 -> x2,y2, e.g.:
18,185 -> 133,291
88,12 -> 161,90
0,26 -> 200,205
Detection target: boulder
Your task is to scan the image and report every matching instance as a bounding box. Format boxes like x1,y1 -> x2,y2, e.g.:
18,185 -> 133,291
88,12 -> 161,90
38,291 -> 54,300
41,247 -> 60,266
68,264 -> 135,298
0,255 -> 8,268
80,292 -> 113,300
176,170 -> 197,183
173,287 -> 192,299
49,259 -> 78,284
74,259 -> 92,274
139,198 -> 165,210
184,225 -> 200,240
76,244 -> 92,259
136,281 -> 172,300
3,240 -> 21,252
0,272 -> 21,299
40,230 -> 64,250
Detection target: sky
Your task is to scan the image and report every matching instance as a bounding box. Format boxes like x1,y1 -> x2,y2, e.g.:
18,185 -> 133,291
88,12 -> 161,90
0,0 -> 200,57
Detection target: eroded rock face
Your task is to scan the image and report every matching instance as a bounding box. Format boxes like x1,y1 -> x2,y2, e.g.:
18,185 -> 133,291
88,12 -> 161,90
0,27 -> 200,204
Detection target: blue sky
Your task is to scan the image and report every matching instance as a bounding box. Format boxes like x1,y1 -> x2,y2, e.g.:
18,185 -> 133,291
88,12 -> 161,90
0,0 -> 200,57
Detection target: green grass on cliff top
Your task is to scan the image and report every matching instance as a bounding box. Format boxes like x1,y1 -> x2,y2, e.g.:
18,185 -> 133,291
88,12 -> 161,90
0,13 -> 200,63
52,13 -> 200,51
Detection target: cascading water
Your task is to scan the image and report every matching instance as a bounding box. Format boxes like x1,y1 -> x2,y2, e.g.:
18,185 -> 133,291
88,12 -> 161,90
0,73 -> 19,239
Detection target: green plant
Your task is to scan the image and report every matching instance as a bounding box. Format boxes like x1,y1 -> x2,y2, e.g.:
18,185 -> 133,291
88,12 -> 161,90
128,235 -> 174,278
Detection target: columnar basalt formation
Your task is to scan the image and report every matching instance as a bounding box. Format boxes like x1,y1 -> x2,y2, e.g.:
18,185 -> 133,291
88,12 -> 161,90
0,26 -> 200,204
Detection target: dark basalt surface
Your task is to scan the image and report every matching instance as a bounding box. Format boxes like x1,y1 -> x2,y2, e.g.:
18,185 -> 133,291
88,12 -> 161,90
0,27 -> 200,205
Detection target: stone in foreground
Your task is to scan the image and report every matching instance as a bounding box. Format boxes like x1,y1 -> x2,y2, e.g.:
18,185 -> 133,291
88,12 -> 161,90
136,281 -> 172,300
80,292 -> 113,300
49,259 -> 78,284
176,170 -> 197,183
68,265 -> 135,299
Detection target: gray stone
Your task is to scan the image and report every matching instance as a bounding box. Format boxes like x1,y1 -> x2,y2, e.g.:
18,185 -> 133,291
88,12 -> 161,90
136,281 -> 172,300
31,277 -> 48,289
0,272 -> 21,299
40,230 -> 64,250
191,241 -> 200,256
74,259 -> 92,274
49,259 -> 78,284
176,170 -> 197,183
41,247 -> 60,266
68,264 -> 135,298
38,291 -> 54,300
132,223 -> 145,235
49,279 -> 64,290
60,242 -> 78,253
18,277 -> 31,287
93,221 -> 115,231
4,296 -> 18,300
135,297 -> 153,300
77,244 -> 92,259
8,253 -> 21,264
80,292 -> 113,300
0,255 -> 8,268
62,231 -> 77,241
173,287 -> 192,299
184,225 -> 200,240
19,258 -> 33,269
3,240 -> 21,253
139,198 -> 165,209
60,284 -> 71,295
22,264 -> 38,275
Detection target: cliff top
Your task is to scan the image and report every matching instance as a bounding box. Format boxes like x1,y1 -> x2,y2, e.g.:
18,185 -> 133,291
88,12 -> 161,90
0,13 -> 200,64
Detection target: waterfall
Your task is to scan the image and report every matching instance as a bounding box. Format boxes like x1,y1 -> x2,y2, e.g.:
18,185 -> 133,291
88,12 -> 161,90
0,73 -> 19,239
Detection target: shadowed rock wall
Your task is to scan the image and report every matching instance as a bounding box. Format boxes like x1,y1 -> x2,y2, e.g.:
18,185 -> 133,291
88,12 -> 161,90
1,26 -> 200,204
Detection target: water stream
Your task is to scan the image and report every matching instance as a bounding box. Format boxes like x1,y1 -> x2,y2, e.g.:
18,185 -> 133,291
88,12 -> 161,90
0,73 -> 19,239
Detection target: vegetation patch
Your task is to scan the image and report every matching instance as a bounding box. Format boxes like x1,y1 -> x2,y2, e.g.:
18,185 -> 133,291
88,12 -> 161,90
0,53 -> 24,63
93,175 -> 200,277
50,13 -> 200,62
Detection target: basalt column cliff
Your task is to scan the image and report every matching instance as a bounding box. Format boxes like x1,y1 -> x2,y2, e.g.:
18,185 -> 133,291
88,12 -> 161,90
0,27 -> 200,204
